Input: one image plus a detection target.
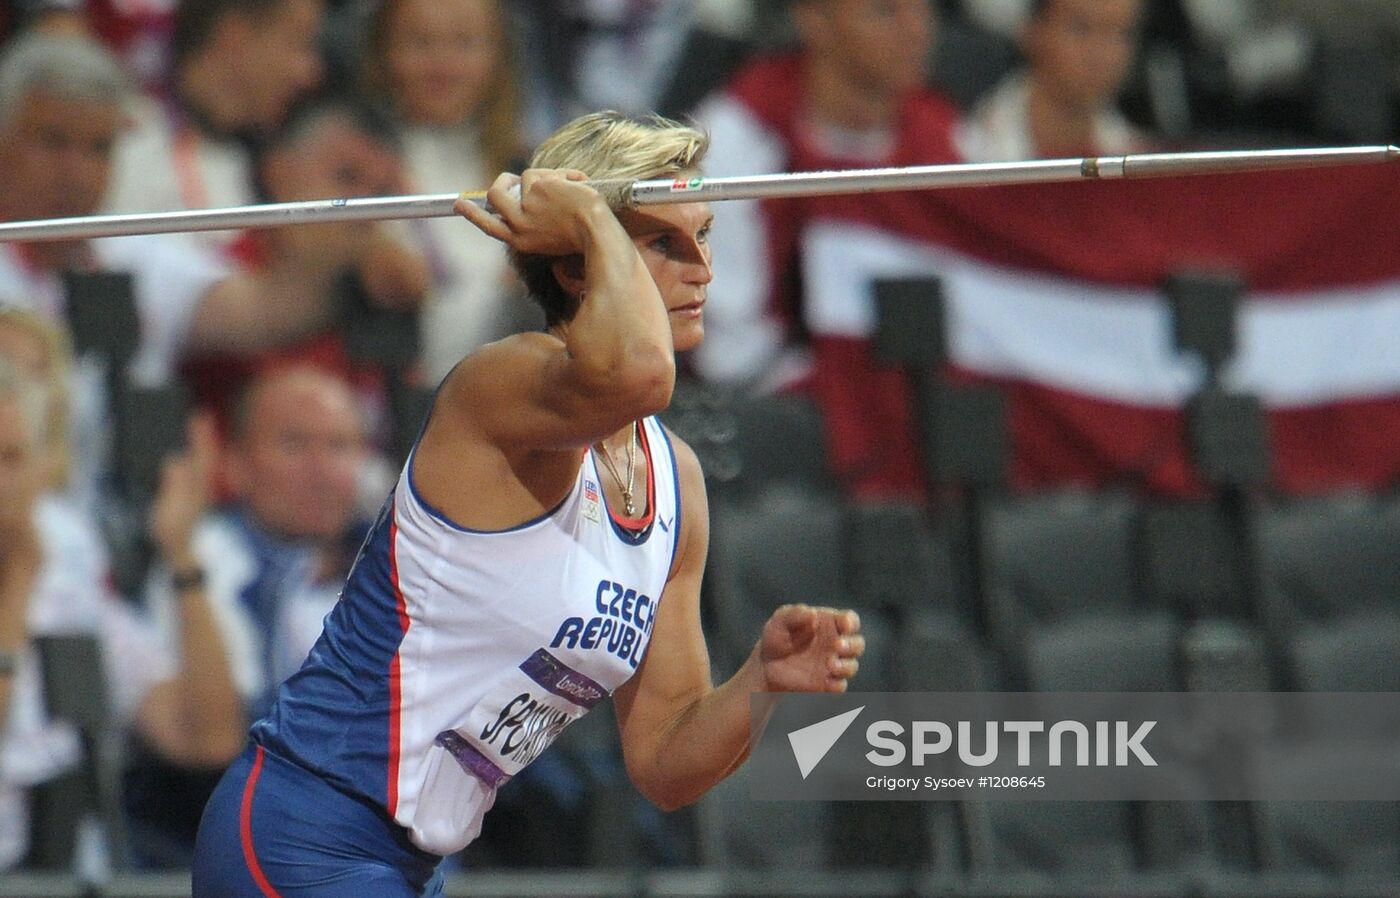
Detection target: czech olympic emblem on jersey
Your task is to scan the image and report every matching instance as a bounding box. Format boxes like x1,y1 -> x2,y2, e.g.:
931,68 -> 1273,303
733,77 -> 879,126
581,479 -> 602,523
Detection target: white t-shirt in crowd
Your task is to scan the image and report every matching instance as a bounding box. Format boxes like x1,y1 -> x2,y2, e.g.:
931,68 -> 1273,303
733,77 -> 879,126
394,123 -> 518,383
105,96 -> 257,255
147,511 -> 341,717
955,70 -> 1145,163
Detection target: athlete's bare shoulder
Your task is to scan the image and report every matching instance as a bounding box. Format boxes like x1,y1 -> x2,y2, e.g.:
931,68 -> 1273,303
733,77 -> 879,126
453,330 -> 564,375
436,331 -> 566,429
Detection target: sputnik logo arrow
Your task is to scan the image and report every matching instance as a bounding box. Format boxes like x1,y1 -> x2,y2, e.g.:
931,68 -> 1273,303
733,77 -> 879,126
787,706 -> 864,779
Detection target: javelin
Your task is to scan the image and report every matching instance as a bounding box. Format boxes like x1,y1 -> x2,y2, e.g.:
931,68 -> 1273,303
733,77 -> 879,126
0,145 -> 1395,243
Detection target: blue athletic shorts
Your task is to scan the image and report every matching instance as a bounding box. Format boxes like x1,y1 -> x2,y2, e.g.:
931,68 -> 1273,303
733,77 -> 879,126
192,743 -> 445,898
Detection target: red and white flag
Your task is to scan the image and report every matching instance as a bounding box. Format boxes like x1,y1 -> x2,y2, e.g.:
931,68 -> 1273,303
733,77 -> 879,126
801,165 -> 1400,498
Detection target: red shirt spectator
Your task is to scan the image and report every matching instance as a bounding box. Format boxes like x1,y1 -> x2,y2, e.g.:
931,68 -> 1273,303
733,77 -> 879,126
691,1 -> 960,497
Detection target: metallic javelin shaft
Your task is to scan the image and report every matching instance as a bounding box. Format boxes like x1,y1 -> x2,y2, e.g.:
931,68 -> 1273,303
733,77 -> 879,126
0,145 -> 1395,242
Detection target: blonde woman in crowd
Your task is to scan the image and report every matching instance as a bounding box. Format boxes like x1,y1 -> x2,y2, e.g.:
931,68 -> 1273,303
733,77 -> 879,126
364,0 -> 531,381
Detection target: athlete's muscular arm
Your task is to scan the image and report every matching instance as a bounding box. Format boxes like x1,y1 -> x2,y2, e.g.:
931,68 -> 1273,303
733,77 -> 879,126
444,170 -> 676,449
611,436 -> 864,812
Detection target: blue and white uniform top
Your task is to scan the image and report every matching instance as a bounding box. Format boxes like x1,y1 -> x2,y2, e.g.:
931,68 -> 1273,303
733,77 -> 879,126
252,415 -> 682,856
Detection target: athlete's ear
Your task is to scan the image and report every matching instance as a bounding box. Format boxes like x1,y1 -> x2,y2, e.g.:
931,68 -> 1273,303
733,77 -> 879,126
550,255 -> 585,299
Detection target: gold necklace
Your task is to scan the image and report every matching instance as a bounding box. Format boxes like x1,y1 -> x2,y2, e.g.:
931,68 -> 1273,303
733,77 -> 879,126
594,421 -> 639,517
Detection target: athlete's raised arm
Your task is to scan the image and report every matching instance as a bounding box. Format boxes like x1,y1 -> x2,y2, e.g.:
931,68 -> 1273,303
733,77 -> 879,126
610,434 -> 865,811
446,169 -> 675,450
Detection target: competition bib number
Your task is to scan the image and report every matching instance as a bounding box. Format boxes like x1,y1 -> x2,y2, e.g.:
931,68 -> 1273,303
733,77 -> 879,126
434,648 -> 607,788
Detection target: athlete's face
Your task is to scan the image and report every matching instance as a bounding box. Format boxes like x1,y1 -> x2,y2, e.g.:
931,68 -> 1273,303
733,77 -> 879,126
618,200 -> 713,353
229,373 -> 366,542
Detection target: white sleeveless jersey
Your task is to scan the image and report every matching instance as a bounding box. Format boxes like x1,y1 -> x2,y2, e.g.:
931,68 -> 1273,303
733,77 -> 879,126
253,415 -> 682,856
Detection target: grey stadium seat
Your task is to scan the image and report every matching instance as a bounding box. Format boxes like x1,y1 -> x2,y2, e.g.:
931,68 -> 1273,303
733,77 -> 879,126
1286,613 -> 1400,693
892,611 -> 999,693
979,491 -> 1145,651
1254,741 -> 1400,877
704,485 -> 845,671
968,801 -> 1137,875
1139,500 -> 1248,620
1255,494 -> 1400,632
29,635 -> 127,872
845,500 -> 969,626
830,611 -> 993,874
1021,614 -> 1182,693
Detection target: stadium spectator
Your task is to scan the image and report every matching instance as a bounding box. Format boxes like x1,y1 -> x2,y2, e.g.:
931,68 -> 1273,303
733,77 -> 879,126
956,0 -> 1149,161
89,0 -> 181,92
362,0 -> 530,381
13,1 -> 86,36
690,0 -> 960,389
959,0 -> 1034,40
104,0 -> 325,250
252,101 -> 425,312
1178,0 -> 1400,140
124,367 -> 368,865
150,367 -> 367,724
0,353 -> 243,870
0,32 -> 387,502
180,98 -> 428,436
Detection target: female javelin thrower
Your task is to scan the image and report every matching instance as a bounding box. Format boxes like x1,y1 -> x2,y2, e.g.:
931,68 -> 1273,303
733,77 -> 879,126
191,111 -> 865,897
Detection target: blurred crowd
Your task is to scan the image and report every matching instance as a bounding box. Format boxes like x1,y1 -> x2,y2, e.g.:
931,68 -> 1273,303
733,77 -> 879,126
0,0 -> 1397,881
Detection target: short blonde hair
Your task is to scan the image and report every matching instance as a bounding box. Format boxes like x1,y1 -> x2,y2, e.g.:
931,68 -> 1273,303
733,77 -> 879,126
515,111 -> 709,327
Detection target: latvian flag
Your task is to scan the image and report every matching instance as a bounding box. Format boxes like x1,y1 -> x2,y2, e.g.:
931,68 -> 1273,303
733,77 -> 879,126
801,165 -> 1400,498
